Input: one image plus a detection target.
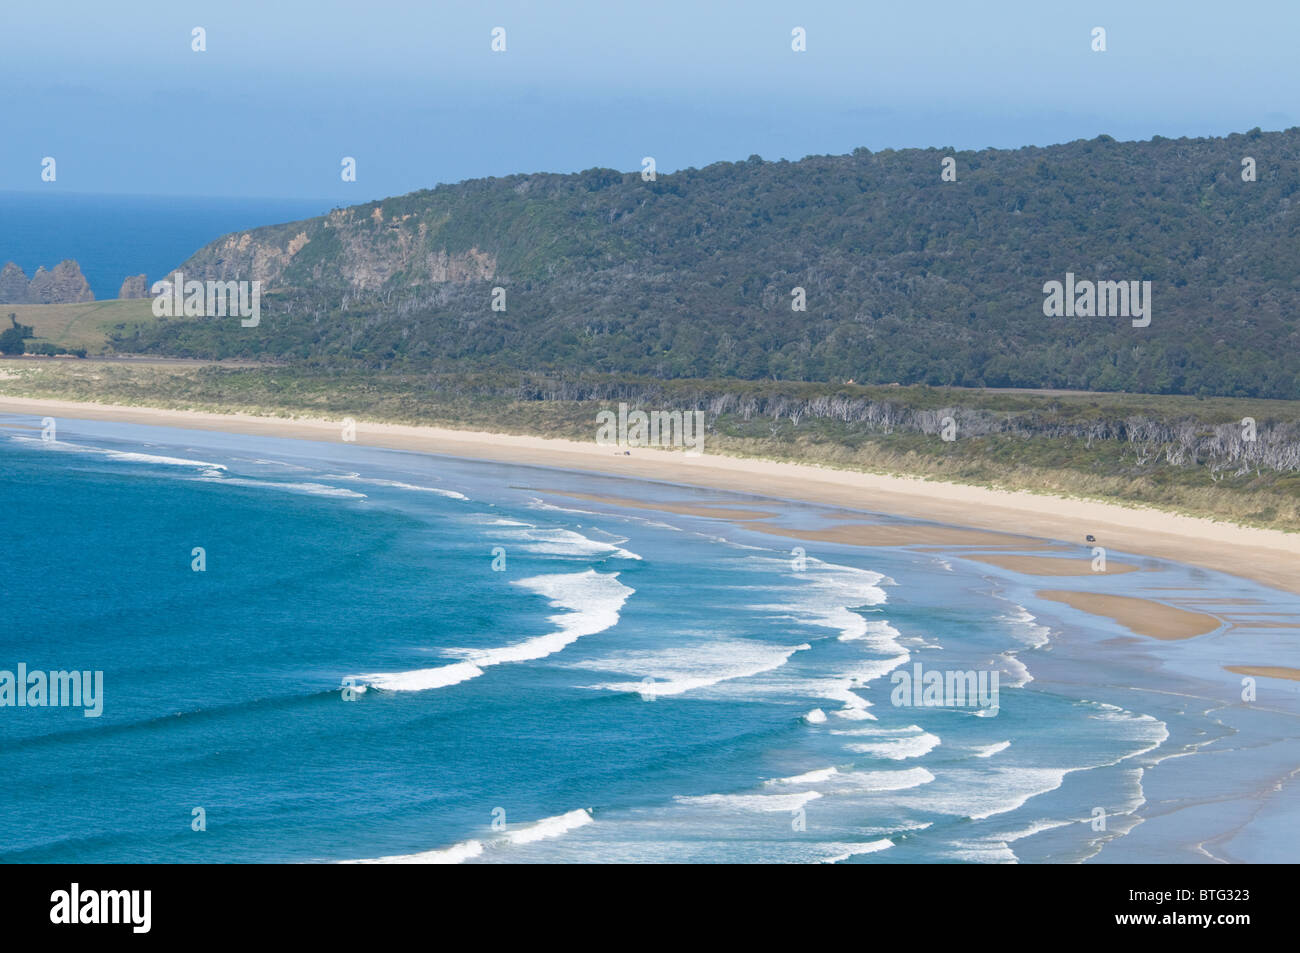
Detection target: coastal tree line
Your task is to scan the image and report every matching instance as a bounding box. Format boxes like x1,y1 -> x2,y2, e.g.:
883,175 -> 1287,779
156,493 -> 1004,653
115,127 -> 1300,400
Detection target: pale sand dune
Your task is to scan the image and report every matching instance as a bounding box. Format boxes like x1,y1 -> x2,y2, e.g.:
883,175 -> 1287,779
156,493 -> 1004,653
961,553 -> 1139,576
1224,665 -> 1300,682
1037,590 -> 1222,640
4,396 -> 1300,594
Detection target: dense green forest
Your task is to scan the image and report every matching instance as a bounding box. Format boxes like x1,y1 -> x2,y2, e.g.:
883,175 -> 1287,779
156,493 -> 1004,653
114,128 -> 1300,398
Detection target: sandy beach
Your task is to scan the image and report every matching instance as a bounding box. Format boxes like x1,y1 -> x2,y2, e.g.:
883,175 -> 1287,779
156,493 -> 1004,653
4,395 -> 1300,601
5,393 -> 1299,868
1224,665 -> 1300,682
1036,590 -> 1222,640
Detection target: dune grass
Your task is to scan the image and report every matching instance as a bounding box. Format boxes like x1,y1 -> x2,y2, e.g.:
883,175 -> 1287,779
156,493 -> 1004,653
3,360 -> 1299,533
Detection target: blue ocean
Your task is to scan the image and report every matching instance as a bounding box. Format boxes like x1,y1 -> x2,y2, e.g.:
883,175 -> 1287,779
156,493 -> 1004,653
2,416 -> 1298,863
0,191 -> 331,301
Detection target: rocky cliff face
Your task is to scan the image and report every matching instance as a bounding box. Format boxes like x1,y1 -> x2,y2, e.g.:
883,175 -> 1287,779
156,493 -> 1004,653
29,261 -> 94,303
175,203 -> 496,293
0,262 -> 29,303
118,274 -> 149,299
1,260 -> 95,304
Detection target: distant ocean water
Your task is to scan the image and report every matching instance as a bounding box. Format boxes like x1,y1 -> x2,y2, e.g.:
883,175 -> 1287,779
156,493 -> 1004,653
0,191 -> 331,301
2,416 -> 1298,863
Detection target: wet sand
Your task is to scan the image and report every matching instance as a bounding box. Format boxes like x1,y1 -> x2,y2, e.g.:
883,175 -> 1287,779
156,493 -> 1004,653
4,395 -> 1300,594
1224,665 -> 1300,682
961,553 -> 1139,576
1036,590 -> 1222,640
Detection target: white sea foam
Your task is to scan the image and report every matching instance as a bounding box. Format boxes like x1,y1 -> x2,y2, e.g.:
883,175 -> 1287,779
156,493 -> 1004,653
243,458 -> 315,471
806,655 -> 902,722
752,561 -> 889,642
352,661 -> 485,692
764,767 -> 841,786
694,533 -> 769,552
341,808 -> 592,863
838,618 -> 903,644
897,765 -> 1072,821
1090,708 -> 1170,760
485,520 -> 641,560
352,570 -> 633,692
676,791 -> 824,812
1001,604 -> 1051,649
999,651 -> 1033,688
943,841 -> 1018,864
757,763 -> 934,794
333,475 -> 469,500
820,839 -> 895,863
831,766 -> 936,793
526,499 -> 605,518
200,477 -> 367,499
831,707 -> 876,721
504,808 -> 594,844
104,450 -> 228,468
451,570 -> 634,666
586,640 -> 811,699
953,817 -> 1076,864
999,819 -> 1073,842
756,669 -> 879,722
752,562 -> 908,719
7,434 -> 228,470
970,740 -> 1012,758
342,839 -> 485,864
833,726 -> 942,760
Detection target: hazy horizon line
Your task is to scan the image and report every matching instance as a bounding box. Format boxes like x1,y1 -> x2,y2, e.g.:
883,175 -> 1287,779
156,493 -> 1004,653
5,122 -> 1294,207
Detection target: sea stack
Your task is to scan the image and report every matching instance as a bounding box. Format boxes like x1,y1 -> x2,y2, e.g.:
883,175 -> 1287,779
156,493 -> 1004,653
28,260 -> 95,303
118,274 -> 149,299
0,262 -> 30,303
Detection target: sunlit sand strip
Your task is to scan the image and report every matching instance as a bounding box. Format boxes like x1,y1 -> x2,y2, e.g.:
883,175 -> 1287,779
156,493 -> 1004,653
1224,665 -> 1300,682
1037,590 -> 1221,640
5,396 -> 1300,593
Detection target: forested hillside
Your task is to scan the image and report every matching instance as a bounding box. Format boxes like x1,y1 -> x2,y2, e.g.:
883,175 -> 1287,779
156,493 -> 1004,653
116,128 -> 1300,399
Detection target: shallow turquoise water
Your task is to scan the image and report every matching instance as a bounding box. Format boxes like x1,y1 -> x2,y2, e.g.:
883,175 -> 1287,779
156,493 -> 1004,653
1,416 -> 1297,863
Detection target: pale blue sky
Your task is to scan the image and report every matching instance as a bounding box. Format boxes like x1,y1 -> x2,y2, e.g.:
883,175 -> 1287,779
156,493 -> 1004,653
2,0 -> 1296,200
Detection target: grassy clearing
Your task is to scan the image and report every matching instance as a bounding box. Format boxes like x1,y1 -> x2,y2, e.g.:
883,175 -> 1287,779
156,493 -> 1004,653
5,300 -> 159,352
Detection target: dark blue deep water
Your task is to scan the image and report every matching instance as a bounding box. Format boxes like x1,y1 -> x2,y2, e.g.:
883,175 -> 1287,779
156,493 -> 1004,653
0,192 -> 330,301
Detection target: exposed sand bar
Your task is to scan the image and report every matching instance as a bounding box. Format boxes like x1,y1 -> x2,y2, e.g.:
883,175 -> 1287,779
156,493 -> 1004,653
1037,590 -> 1221,640
963,553 -> 1139,576
4,396 -> 1300,594
1224,665 -> 1300,682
